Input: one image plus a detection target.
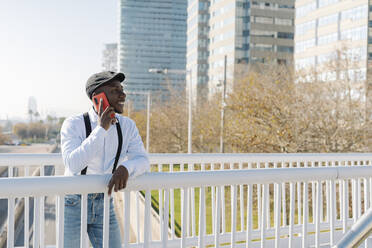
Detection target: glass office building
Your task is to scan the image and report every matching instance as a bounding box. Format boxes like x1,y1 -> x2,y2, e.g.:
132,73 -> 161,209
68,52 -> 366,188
294,0 -> 370,82
187,0 -> 295,98
187,0 -> 210,105
118,0 -> 187,109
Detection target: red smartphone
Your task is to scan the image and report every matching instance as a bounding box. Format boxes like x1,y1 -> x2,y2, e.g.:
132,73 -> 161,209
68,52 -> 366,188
92,92 -> 115,118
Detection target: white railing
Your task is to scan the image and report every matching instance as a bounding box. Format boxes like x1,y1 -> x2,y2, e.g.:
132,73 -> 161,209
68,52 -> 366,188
1,153 -> 372,248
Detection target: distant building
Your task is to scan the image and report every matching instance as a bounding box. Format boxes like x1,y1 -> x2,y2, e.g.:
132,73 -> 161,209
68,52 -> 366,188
294,0 -> 369,82
186,0 -> 295,99
118,0 -> 187,109
27,96 -> 38,122
187,0 -> 210,105
102,43 -> 118,72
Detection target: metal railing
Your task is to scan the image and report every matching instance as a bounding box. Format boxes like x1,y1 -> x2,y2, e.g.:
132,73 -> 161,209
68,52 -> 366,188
334,207 -> 372,248
1,153 -> 372,247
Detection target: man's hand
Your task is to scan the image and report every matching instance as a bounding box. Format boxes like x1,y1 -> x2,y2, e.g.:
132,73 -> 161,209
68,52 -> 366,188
98,98 -> 116,130
108,166 -> 129,196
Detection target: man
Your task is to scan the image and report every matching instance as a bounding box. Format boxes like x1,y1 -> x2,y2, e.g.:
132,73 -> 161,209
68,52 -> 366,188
60,71 -> 149,247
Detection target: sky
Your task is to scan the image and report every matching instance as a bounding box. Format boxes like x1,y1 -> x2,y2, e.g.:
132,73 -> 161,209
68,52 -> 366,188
0,0 -> 117,121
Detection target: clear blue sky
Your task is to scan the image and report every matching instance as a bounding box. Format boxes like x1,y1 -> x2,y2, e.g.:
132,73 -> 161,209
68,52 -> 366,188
0,0 -> 117,120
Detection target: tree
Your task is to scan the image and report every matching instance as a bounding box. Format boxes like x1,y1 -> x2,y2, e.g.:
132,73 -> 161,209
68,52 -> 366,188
13,123 -> 28,140
226,63 -> 298,152
0,126 -> 10,145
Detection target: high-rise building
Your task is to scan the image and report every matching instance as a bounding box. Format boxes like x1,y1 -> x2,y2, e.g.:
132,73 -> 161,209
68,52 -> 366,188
294,0 -> 369,82
187,0 -> 295,98
102,43 -> 118,72
118,0 -> 187,109
187,0 -> 210,104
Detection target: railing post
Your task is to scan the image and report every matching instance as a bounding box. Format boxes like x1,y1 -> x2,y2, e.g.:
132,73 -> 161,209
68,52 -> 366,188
215,186 -> 221,248
56,194 -> 64,248
103,193 -> 110,248
80,194 -> 88,248
181,187 -> 189,248
302,182 -> 308,247
246,183 -> 253,248
7,166 -> 14,248
274,182 -> 281,248
144,189 -> 152,248
162,189 -> 169,248
123,191 -> 131,247
24,166 -> 30,248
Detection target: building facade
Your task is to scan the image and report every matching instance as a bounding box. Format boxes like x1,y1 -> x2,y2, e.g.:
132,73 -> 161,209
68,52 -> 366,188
102,43 -> 118,72
294,0 -> 369,82
187,0 -> 210,104
118,0 -> 187,109
186,0 -> 295,99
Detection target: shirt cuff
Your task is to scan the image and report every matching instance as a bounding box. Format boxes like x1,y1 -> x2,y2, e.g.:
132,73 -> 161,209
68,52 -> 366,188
119,163 -> 133,177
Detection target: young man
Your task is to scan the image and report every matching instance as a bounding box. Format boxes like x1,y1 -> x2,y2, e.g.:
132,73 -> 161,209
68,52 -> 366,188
60,71 -> 149,247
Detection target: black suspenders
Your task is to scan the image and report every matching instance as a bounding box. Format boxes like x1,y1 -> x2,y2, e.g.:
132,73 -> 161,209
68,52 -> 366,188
80,112 -> 123,175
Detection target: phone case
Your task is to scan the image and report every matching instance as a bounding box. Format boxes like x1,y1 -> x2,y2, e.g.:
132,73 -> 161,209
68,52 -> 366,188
92,92 -> 110,112
92,93 -> 115,118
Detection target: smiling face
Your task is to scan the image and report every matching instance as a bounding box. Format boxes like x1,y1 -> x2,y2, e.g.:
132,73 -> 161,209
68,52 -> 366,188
92,80 -> 126,114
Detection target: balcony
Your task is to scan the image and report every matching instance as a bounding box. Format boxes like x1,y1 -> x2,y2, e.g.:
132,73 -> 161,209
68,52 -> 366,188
1,153 -> 372,247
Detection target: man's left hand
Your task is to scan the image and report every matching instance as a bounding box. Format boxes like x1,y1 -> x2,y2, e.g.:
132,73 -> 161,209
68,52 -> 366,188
108,166 -> 129,195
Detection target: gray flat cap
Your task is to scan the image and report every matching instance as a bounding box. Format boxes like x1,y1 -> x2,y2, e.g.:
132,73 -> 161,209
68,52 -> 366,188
86,71 -> 125,99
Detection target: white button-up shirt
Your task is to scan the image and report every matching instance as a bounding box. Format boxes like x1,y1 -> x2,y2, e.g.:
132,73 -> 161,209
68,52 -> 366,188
60,108 -> 150,177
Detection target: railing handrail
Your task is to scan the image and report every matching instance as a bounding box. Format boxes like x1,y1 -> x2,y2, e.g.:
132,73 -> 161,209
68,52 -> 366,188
1,166 -> 372,198
334,208 -> 372,248
1,152 -> 372,167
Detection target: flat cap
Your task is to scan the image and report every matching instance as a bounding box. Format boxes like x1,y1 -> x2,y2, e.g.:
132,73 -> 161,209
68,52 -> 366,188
86,71 -> 125,99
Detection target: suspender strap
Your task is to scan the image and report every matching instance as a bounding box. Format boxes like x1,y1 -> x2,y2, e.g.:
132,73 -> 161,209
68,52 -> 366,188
112,122 -> 123,173
81,112 -> 122,175
81,112 -> 91,175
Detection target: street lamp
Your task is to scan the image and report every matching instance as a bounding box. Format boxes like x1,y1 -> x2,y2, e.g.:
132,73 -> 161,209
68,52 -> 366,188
148,68 -> 193,153
216,55 -> 227,153
125,91 -> 151,152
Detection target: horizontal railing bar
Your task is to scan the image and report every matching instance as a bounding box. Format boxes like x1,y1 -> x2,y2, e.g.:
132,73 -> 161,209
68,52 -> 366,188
1,167 -> 372,198
0,153 -> 64,166
124,220 -> 353,248
1,153 -> 371,167
148,153 -> 372,164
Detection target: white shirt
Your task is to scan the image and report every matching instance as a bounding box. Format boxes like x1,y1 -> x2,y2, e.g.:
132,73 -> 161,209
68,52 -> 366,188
60,108 -> 150,177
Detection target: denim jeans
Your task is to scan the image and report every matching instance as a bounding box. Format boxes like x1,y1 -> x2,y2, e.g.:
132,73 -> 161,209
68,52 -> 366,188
64,193 -> 122,248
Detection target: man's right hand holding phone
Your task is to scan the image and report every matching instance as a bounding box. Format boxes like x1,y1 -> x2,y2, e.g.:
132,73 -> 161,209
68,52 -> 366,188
98,98 -> 116,131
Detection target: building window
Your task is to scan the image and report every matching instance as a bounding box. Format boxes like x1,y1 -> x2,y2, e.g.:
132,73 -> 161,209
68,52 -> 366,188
279,4 -> 294,9
243,30 -> 250,36
318,13 -> 338,27
318,33 -> 338,45
253,43 -> 273,51
275,18 -> 292,26
277,46 -> 293,53
255,16 -> 273,24
278,32 -> 294,39
319,0 -> 338,8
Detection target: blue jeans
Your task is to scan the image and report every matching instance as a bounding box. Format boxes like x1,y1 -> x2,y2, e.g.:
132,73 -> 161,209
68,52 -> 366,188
64,193 -> 122,248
